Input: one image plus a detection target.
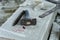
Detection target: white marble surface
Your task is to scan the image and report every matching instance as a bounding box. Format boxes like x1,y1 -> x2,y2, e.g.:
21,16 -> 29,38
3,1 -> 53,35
0,1 -> 56,40
0,37 -> 14,40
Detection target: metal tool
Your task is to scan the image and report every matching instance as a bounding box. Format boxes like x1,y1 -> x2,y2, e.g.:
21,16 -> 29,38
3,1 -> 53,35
13,10 -> 27,26
13,10 -> 36,26
20,18 -> 36,26
39,7 -> 57,18
39,0 -> 60,18
46,0 -> 60,4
